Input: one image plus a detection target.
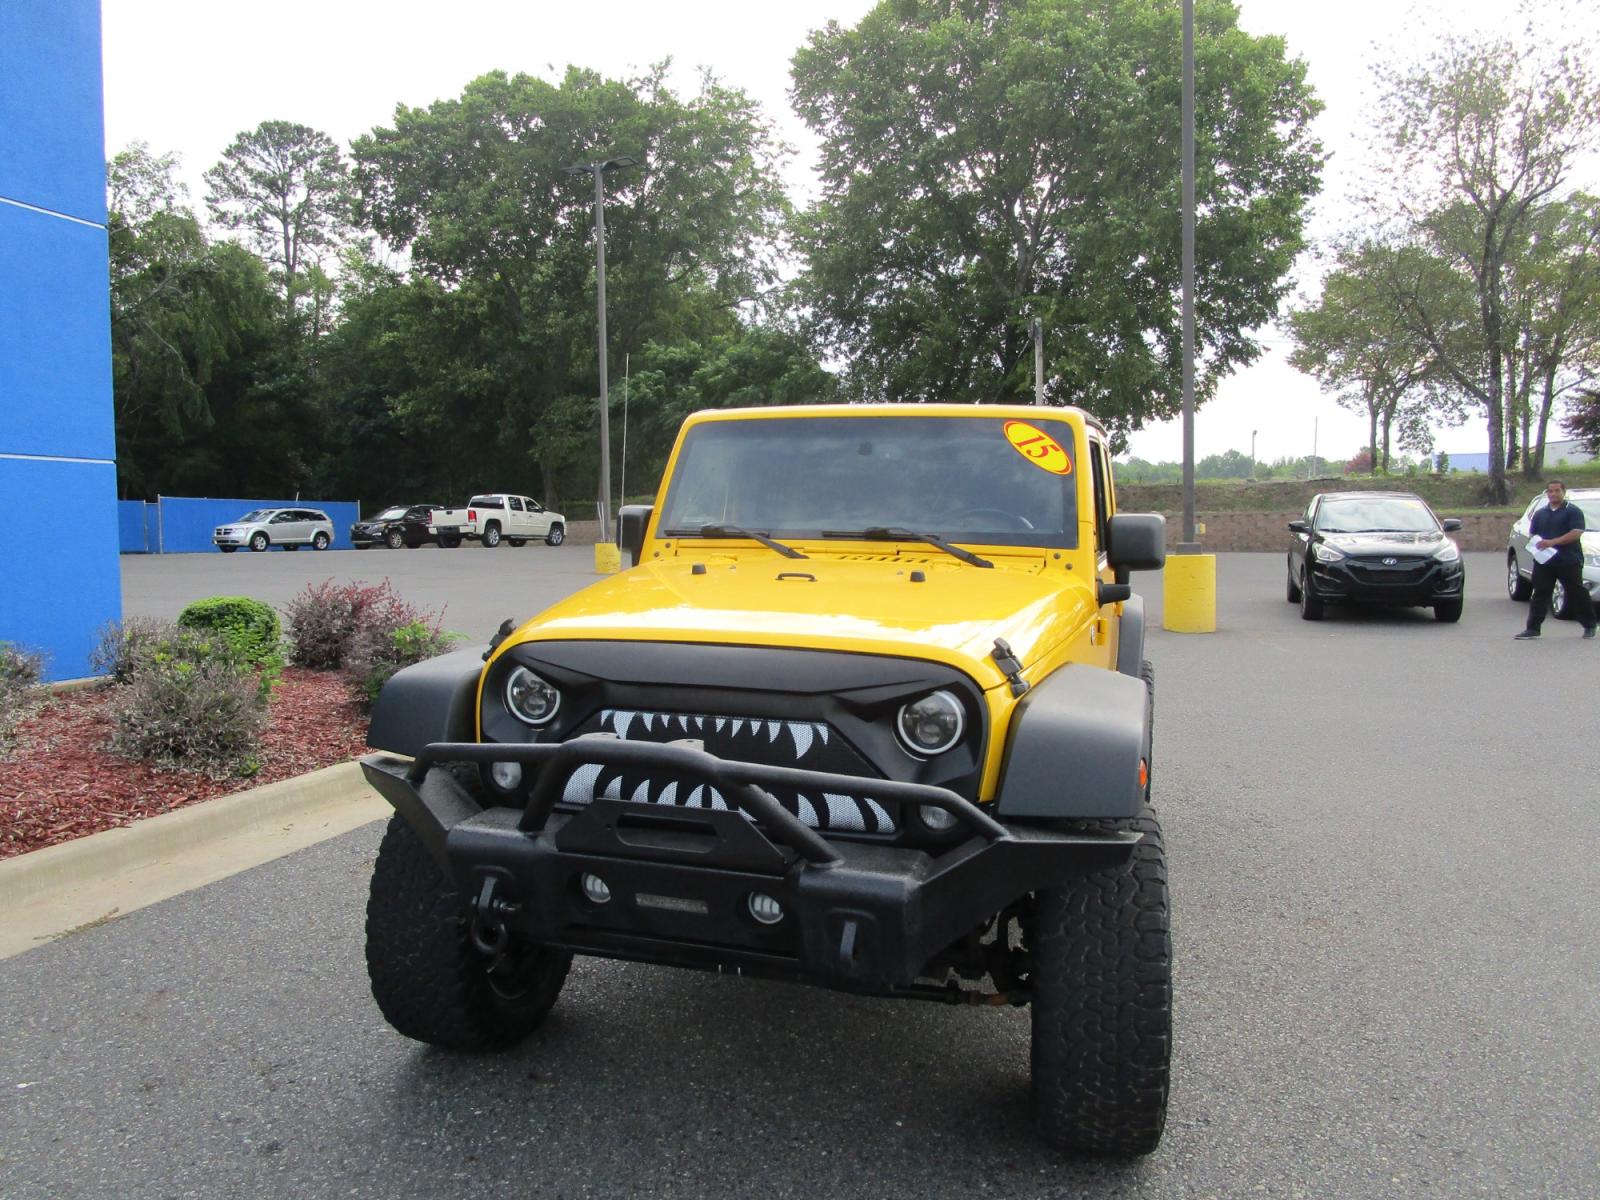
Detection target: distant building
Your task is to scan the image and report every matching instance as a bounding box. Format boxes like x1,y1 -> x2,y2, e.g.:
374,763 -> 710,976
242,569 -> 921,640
1435,439 -> 1593,474
0,0 -> 120,679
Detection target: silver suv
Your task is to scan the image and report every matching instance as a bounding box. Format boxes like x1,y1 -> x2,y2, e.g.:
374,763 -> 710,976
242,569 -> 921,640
214,508 -> 335,553
1506,487 -> 1600,617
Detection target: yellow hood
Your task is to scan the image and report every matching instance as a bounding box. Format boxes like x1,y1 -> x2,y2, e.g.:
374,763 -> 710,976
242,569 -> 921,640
505,552 -> 1097,689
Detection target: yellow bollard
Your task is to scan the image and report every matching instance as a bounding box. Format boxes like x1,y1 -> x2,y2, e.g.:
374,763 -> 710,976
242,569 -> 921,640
593,542 -> 621,575
1163,553 -> 1216,633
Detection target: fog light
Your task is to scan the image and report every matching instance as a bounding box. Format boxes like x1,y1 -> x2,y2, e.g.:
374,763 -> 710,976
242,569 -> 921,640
919,804 -> 959,832
489,761 -> 523,790
747,892 -> 784,925
580,873 -> 612,904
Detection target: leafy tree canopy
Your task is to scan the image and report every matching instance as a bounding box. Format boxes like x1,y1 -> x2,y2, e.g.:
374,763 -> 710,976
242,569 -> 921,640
790,0 -> 1323,446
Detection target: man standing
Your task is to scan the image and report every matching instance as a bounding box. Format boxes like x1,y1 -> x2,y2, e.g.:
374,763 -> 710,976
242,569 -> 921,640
1515,479 -> 1597,640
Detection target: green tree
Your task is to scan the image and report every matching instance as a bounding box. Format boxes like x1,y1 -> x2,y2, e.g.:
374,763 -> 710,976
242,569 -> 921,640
789,0 -> 1322,444
1565,386 -> 1600,457
350,66 -> 796,506
204,121 -> 352,326
1288,242 -> 1457,473
1368,26 -> 1600,500
108,144 -> 281,498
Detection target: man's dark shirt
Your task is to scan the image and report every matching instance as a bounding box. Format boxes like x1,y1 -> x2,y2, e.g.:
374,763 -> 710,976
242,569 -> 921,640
1531,502 -> 1586,566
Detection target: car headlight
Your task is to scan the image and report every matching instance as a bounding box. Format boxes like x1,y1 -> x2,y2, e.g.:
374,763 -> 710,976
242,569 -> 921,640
1433,540 -> 1461,563
504,666 -> 561,726
1312,542 -> 1345,563
1586,552 -> 1600,569
896,690 -> 964,756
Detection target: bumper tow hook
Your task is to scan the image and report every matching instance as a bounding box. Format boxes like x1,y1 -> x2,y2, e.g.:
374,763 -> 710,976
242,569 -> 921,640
469,876 -> 522,956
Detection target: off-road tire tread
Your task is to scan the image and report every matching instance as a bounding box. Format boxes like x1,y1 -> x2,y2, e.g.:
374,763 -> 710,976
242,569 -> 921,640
1140,659 -> 1154,790
1031,805 -> 1170,1157
366,815 -> 570,1051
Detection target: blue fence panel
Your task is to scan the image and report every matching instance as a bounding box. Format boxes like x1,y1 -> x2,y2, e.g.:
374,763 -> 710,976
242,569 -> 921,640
155,497 -> 361,552
117,500 -> 151,552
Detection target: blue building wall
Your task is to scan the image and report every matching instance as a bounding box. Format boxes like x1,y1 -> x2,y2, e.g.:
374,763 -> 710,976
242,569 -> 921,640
0,0 -> 118,680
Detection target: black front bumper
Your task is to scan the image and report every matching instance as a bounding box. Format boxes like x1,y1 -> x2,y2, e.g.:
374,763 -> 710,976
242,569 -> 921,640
1309,556 -> 1463,605
362,738 -> 1137,994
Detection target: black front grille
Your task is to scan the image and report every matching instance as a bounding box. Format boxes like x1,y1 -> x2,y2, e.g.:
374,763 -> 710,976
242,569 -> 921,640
559,707 -> 897,834
1347,557 -> 1431,585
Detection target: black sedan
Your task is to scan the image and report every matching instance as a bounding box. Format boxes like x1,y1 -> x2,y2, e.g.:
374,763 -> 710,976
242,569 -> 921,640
1286,492 -> 1465,623
351,504 -> 458,550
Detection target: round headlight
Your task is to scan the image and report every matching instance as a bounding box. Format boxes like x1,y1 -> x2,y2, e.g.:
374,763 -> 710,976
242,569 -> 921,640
504,666 -> 561,726
896,690 -> 965,756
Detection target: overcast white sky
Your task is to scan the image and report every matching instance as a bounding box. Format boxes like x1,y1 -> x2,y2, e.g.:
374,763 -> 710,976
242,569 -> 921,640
99,0 -> 1600,465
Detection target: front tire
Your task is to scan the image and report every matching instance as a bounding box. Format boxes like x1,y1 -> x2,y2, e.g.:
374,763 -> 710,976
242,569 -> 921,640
250,532 -> 269,552
1299,572 -> 1324,621
1286,563 -> 1302,603
1030,805 -> 1171,1157
385,529 -> 405,550
366,816 -> 571,1051
1434,598 -> 1463,623
546,523 -> 565,546
1507,553 -> 1532,601
313,532 -> 330,551
219,546 -> 237,554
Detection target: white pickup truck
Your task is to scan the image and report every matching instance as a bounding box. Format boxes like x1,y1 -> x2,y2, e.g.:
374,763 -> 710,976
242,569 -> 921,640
429,494 -> 567,548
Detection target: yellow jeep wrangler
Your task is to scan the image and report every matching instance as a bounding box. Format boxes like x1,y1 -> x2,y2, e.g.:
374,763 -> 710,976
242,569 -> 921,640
360,403 -> 1169,1156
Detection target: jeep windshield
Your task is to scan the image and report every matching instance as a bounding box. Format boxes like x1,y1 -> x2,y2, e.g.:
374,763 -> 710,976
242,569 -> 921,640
658,414 -> 1079,549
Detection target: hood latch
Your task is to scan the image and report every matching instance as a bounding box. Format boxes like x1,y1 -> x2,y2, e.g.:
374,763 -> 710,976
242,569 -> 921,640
991,638 -> 1031,698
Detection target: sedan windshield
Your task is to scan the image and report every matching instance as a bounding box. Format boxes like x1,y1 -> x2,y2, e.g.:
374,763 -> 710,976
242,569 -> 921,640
657,414 -> 1079,549
1314,497 -> 1439,533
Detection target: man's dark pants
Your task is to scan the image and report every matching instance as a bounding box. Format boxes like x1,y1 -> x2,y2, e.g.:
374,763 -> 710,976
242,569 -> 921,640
1526,559 -> 1598,632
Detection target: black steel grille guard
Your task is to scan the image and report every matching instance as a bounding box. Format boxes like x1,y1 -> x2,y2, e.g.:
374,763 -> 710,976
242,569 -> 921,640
407,736 -> 1007,867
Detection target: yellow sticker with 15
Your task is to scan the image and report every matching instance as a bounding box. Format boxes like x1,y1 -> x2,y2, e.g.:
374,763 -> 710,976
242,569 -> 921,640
1003,420 -> 1072,475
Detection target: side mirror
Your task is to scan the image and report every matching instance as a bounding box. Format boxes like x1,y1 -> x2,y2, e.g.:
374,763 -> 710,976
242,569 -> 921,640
618,505 -> 654,567
1441,518 -> 1462,532
1105,513 -> 1166,573
1287,519 -> 1309,534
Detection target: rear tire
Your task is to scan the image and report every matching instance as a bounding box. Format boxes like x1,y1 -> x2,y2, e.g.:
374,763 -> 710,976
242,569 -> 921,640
366,815 -> 571,1051
1434,598 -> 1463,623
1553,578 -> 1571,620
313,532 -> 330,551
1507,553 -> 1532,601
482,524 -> 502,548
441,535 -> 463,548
1030,805 -> 1171,1157
546,524 -> 566,546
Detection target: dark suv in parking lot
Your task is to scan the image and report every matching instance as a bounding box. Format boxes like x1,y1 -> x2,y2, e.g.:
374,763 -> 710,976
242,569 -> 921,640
352,504 -> 455,549
1286,492 -> 1465,622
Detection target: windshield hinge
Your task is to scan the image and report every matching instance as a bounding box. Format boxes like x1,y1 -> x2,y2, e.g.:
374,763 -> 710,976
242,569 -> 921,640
991,638 -> 1031,698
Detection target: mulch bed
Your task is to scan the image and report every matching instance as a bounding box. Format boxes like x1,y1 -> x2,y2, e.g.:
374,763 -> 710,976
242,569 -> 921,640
0,668 -> 369,860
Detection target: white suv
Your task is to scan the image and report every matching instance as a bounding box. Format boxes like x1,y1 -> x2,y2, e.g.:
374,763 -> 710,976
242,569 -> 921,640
214,508 -> 335,553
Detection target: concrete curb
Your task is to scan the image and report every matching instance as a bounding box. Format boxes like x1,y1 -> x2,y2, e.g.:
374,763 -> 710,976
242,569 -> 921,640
0,759 -> 389,959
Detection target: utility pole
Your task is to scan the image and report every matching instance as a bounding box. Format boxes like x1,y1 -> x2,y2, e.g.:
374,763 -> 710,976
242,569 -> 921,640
1032,317 -> 1044,405
562,155 -> 638,538
1178,0 -> 1197,553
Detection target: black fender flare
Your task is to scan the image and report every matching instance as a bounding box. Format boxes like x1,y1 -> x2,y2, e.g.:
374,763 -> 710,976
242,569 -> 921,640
1115,593 -> 1146,679
367,645 -> 488,757
993,663 -> 1149,820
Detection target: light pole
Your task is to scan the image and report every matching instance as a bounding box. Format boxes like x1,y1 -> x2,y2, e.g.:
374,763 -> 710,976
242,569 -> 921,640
1251,429 -> 1258,474
563,155 -> 637,539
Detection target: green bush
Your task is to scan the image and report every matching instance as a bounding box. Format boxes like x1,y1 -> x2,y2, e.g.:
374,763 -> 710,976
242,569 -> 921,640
178,596 -> 283,689
345,617 -> 459,707
0,642 -> 45,758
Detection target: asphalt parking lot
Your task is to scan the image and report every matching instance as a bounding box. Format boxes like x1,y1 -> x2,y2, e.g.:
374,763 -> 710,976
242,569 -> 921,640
4,551 -> 1597,1198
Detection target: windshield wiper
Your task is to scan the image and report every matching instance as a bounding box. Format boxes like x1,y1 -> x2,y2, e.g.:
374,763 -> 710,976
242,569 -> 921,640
687,524 -> 808,559
823,527 -> 993,568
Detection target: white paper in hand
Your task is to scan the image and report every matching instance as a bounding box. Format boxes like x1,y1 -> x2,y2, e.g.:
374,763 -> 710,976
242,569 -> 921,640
1528,536 -> 1558,565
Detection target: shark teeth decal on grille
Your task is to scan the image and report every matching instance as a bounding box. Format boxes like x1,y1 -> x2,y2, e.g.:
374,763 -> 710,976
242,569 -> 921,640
557,771 -> 894,833
597,709 -> 831,760
563,763 -> 605,806
824,792 -> 866,832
